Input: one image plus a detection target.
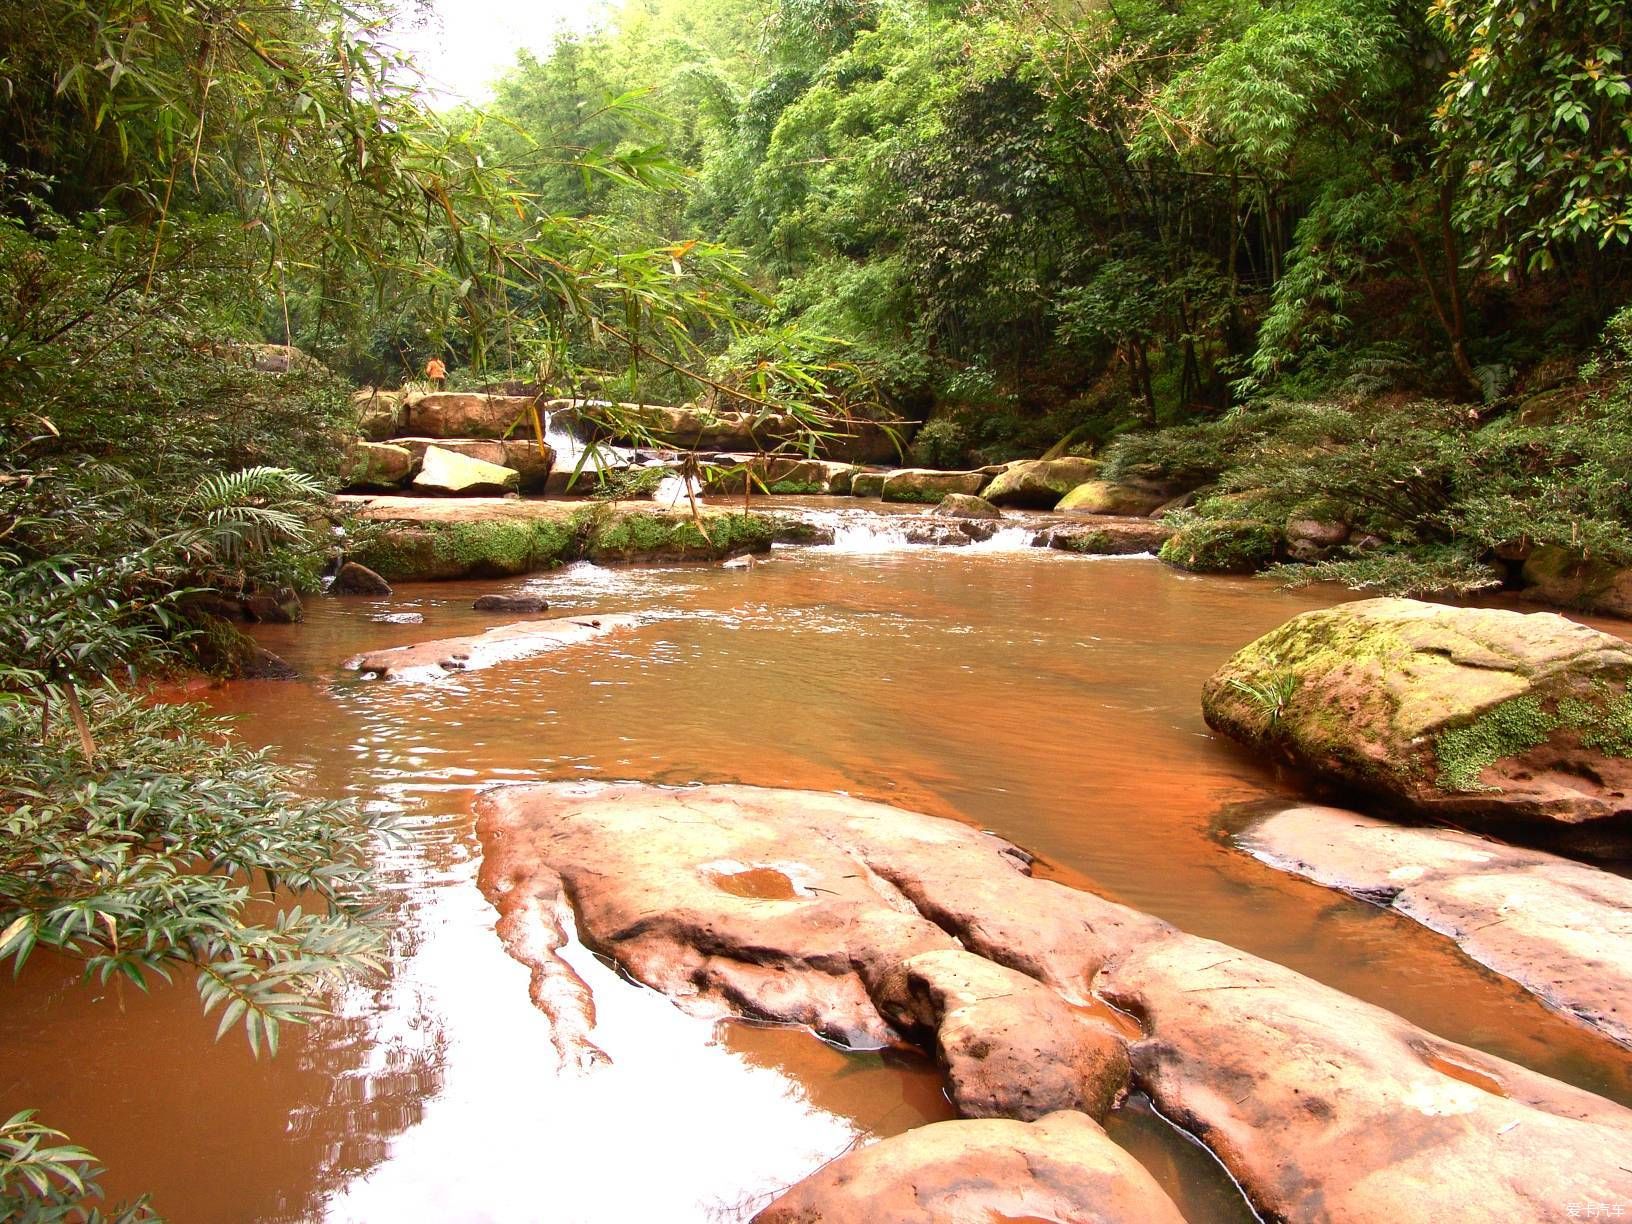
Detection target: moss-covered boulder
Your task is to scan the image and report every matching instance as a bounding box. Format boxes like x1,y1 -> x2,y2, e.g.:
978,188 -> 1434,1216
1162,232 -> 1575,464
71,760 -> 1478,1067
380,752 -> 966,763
1056,479 -> 1171,516
1041,519 -> 1172,555
582,509 -> 775,564
352,388 -> 406,441
1521,545 -> 1632,620
1158,519 -> 1280,574
354,517 -> 581,581
412,445 -> 521,496
981,458 -> 1102,508
880,469 -> 989,503
340,441 -> 415,491
933,493 -> 1003,520
1203,598 -> 1632,853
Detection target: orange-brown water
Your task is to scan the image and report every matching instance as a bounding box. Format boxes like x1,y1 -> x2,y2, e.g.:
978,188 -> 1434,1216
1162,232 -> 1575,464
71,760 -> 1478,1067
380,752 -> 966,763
5,541 -> 1631,1222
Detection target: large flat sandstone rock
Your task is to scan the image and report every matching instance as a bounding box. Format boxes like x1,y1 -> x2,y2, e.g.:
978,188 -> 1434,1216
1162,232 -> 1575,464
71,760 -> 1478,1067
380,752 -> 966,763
473,781 -> 1632,1223
752,1111 -> 1185,1224
1241,804 -> 1632,1048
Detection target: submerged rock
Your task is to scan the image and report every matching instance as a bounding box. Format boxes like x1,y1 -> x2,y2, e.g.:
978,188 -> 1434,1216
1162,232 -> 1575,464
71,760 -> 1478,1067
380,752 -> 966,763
981,457 -> 1102,509
1203,598 -> 1632,854
412,445 -> 521,497
472,593 -> 549,613
241,647 -> 298,680
344,614 -> 637,680
1240,805 -> 1632,1049
753,1111 -> 1185,1224
370,611 -> 423,624
331,561 -> 393,596
474,781 -> 1632,1223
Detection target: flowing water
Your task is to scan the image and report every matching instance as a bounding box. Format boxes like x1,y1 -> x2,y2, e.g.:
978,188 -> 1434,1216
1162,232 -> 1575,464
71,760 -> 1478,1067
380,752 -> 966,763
5,517 -> 1632,1222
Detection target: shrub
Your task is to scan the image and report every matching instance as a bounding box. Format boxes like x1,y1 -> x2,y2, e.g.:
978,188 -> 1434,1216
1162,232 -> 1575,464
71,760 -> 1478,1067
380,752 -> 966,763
1159,519 -> 1281,574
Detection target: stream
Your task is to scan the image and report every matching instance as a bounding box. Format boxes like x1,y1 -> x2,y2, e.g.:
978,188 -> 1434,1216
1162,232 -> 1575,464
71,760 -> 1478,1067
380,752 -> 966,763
4,521 -> 1631,1221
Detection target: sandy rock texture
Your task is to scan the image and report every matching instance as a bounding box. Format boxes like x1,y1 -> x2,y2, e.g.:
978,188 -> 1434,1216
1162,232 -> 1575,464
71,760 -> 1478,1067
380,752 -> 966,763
1241,804 -> 1632,1048
474,781 -> 1632,1223
1203,597 -> 1632,855
752,1111 -> 1186,1224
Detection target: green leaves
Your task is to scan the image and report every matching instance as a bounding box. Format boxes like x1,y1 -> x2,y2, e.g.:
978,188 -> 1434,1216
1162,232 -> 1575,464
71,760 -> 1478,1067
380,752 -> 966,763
1432,0 -> 1632,272
0,1110 -> 154,1222
0,687 -> 389,1057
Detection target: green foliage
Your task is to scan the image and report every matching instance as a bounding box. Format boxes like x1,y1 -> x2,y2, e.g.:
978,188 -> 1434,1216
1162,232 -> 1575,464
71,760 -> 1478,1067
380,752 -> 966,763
0,689 -> 386,1052
1159,518 -> 1281,574
0,1110 -> 152,1223
1430,685 -> 1632,791
1432,0 -> 1632,273
1434,696 -> 1556,790
908,418 -> 972,468
1225,673 -> 1300,728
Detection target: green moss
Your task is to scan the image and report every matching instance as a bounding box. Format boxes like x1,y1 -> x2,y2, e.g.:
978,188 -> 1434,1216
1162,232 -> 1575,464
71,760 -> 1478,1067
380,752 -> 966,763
1435,697 -> 1558,791
767,479 -> 827,495
1058,530 -> 1114,554
1159,519 -> 1280,574
355,517 -> 579,580
1435,682 -> 1632,791
881,486 -> 948,504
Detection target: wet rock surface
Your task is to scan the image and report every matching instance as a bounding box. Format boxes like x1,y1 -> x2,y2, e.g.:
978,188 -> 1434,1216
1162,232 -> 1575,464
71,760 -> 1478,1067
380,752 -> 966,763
1037,517 -> 1173,555
474,781 -> 1632,1223
931,492 -> 1003,519
472,593 -> 550,613
880,468 -> 989,503
331,561 -> 393,596
752,1111 -> 1186,1224
344,614 -> 638,680
1241,804 -> 1632,1048
1203,597 -> 1632,853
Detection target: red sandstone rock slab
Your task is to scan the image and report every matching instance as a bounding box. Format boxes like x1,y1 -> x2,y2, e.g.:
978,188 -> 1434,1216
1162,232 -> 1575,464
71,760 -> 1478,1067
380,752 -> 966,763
343,614 -> 638,680
1241,804 -> 1632,1049
752,1111 -> 1186,1223
473,781 -> 1632,1223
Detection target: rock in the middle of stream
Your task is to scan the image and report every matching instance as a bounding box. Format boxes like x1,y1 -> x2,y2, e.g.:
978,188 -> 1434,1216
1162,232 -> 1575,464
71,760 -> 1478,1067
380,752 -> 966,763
1203,596 -> 1632,854
473,781 -> 1632,1224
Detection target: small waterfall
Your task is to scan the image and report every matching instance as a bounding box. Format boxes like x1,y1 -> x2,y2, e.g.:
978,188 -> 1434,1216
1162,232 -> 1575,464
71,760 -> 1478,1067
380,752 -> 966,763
967,525 -> 1041,552
653,473 -> 701,508
790,508 -> 1042,554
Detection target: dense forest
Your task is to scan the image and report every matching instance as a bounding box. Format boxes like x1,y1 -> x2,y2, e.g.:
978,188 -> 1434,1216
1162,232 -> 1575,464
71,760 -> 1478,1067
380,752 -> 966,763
1,0 -> 1629,1214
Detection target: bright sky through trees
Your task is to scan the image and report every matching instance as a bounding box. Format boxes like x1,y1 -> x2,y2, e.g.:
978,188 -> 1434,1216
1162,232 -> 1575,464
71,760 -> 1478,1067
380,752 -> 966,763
396,0 -> 611,101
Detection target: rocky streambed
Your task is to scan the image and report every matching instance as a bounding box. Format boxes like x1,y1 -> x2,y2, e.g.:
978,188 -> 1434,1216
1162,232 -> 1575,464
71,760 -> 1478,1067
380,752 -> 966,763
475,781 -> 1632,1222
